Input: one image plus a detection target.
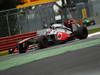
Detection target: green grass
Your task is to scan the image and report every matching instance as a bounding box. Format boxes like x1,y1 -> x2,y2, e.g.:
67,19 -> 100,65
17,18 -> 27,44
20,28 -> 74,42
88,28 -> 100,34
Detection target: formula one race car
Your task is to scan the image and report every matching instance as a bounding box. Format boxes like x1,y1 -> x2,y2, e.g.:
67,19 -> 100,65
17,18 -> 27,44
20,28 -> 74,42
83,18 -> 96,26
35,23 -> 88,49
12,22 -> 88,53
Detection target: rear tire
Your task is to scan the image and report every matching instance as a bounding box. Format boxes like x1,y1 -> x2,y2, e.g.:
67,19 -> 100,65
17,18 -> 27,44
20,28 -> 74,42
91,21 -> 96,25
75,26 -> 88,39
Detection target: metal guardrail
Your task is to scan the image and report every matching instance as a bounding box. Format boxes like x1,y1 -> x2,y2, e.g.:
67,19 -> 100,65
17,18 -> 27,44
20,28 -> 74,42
0,31 -> 37,51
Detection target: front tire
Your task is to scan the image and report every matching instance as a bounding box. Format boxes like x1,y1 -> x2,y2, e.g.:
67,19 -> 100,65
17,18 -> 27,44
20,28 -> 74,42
36,36 -> 48,49
18,42 -> 28,53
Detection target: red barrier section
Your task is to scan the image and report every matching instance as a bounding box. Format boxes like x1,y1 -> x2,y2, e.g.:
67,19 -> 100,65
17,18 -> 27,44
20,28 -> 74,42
0,32 -> 37,51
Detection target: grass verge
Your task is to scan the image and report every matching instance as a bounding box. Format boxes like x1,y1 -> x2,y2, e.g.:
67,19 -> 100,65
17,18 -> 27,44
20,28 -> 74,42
88,28 -> 100,34
0,50 -> 9,56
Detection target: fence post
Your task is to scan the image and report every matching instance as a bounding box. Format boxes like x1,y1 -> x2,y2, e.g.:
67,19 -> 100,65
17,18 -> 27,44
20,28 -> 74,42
17,13 -> 22,34
6,15 -> 11,36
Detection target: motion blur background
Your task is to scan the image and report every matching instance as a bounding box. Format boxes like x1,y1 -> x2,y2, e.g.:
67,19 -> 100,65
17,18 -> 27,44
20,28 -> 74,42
0,0 -> 99,37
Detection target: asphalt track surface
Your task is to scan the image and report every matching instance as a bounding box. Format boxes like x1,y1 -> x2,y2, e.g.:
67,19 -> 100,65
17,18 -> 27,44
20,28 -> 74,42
0,44 -> 100,75
0,32 -> 100,75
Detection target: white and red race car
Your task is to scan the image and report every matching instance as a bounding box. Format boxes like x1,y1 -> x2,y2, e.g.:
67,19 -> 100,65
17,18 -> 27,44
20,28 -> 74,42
11,21 -> 88,53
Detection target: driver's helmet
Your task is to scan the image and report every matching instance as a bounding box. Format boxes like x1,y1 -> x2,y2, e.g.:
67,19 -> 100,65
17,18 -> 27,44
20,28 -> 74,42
83,18 -> 90,24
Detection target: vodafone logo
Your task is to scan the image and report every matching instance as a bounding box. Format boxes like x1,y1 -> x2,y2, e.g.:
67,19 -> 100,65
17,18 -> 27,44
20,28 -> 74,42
56,32 -> 71,40
56,32 -> 63,40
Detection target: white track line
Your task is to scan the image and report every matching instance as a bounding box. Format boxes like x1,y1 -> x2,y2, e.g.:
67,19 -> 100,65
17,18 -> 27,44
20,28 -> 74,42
88,32 -> 100,38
